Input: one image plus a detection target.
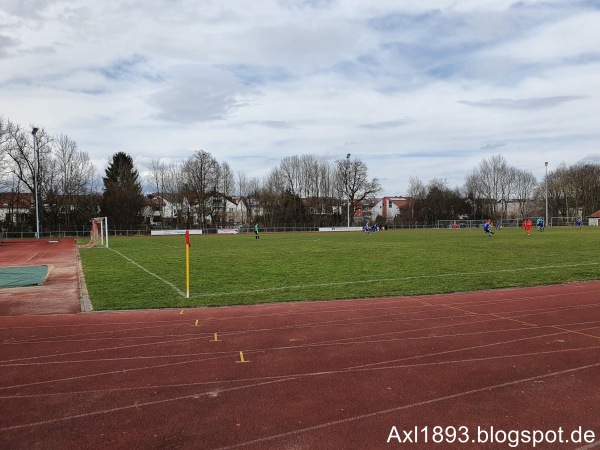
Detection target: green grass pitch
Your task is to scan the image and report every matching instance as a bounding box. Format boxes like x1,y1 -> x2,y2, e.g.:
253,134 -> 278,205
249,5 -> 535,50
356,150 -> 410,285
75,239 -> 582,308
78,227 -> 599,311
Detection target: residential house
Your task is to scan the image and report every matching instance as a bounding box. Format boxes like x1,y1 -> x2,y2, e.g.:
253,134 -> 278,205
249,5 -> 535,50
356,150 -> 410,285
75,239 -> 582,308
205,193 -> 239,226
371,196 -> 411,223
143,194 -> 191,228
231,196 -> 262,226
353,198 -> 380,223
0,192 -> 32,229
588,210 -> 600,226
144,193 -> 260,228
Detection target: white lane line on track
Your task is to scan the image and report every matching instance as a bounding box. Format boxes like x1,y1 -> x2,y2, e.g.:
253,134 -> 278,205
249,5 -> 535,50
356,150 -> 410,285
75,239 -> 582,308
2,344 -> 599,400
212,361 -> 600,450
4,360 -> 598,445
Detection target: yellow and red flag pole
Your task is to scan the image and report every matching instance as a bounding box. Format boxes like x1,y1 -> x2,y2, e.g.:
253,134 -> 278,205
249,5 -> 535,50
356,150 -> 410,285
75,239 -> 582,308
185,229 -> 191,298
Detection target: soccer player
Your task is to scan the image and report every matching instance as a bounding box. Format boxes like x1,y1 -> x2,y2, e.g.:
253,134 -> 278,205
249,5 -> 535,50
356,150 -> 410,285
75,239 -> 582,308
254,223 -> 260,240
524,219 -> 532,235
483,219 -> 494,237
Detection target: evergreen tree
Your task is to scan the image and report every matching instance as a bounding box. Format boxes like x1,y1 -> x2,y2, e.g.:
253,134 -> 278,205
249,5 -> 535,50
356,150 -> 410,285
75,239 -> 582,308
101,152 -> 145,230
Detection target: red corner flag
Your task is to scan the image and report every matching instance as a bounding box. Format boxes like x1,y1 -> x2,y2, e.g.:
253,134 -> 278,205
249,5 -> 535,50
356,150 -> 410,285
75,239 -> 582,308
185,229 -> 191,248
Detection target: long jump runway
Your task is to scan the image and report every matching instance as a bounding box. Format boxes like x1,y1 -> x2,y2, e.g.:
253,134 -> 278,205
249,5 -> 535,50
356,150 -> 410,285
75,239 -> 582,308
1,282 -> 599,449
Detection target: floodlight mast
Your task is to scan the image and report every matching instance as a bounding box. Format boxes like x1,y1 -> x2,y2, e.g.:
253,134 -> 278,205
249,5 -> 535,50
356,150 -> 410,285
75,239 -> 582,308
32,127 -> 40,239
545,162 -> 548,227
346,153 -> 351,228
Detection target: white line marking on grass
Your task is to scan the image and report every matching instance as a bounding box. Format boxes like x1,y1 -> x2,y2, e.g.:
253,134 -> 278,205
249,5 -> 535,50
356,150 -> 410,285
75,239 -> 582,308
190,261 -> 600,298
109,247 -> 185,297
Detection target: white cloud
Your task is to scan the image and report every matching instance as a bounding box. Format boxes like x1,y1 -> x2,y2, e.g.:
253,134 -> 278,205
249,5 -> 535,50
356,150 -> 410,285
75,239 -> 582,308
1,0 -> 599,195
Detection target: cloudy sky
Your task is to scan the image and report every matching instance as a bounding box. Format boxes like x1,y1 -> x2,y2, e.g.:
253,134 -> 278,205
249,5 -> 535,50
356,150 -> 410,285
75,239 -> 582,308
2,0 -> 599,195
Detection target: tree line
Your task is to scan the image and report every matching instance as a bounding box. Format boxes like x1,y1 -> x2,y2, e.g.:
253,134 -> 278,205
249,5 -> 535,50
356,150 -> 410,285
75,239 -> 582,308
406,154 -> 600,225
148,151 -> 381,228
0,116 -> 98,232
2,115 -> 599,233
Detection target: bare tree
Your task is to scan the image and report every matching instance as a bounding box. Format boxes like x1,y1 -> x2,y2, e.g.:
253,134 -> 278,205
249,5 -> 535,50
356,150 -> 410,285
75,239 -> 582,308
148,159 -> 168,195
45,134 -> 97,229
237,171 -> 261,225
183,150 -> 220,228
335,155 -> 381,225
279,155 -> 302,197
309,157 -> 338,225
512,168 -> 537,218
0,116 -> 10,191
467,154 -> 513,219
4,122 -> 54,231
407,176 -> 426,224
548,163 -> 600,219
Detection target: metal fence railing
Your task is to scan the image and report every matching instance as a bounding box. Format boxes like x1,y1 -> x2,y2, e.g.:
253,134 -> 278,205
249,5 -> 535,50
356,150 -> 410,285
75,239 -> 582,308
1,219 -> 592,241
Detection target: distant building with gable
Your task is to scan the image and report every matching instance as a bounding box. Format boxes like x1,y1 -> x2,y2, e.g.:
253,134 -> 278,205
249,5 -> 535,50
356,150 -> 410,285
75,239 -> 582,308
371,196 -> 411,223
588,210 -> 600,226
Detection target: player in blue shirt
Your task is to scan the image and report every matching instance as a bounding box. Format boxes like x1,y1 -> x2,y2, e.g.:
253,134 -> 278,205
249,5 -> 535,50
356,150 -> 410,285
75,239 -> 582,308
484,219 -> 494,237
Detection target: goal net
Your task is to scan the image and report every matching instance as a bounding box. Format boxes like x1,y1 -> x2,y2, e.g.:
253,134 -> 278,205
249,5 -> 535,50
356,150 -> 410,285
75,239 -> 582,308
81,217 -> 109,248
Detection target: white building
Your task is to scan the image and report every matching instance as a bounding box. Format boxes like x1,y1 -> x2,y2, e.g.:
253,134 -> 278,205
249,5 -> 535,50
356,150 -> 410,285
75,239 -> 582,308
588,210 -> 600,226
370,196 -> 411,223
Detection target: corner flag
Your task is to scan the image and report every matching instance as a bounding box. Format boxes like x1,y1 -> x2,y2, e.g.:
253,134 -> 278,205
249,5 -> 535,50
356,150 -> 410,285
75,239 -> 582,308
185,230 -> 191,298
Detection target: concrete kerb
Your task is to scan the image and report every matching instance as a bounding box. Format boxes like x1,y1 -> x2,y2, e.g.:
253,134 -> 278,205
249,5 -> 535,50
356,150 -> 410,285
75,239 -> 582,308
77,249 -> 93,312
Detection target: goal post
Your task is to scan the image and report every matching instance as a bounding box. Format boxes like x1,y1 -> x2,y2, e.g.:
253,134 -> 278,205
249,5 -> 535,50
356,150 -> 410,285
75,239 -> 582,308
95,217 -> 108,247
81,217 -> 109,248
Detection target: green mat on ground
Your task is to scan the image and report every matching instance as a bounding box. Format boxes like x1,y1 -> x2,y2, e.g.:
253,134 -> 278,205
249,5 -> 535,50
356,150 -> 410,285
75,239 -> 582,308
0,265 -> 49,288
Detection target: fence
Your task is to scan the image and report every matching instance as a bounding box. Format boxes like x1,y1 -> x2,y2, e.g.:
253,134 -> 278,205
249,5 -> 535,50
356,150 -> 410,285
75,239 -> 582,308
550,217 -> 578,226
1,219 -> 590,241
0,229 -> 149,240
434,218 -> 580,229
436,220 -> 524,229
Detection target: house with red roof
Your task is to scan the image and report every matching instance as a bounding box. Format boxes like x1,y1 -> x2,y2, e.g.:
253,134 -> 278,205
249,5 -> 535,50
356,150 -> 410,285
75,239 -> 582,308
588,210 -> 600,226
371,196 -> 411,223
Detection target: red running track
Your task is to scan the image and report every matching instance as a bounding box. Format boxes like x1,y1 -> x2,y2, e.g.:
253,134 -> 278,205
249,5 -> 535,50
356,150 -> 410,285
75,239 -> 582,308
1,282 -> 599,449
0,239 -> 82,315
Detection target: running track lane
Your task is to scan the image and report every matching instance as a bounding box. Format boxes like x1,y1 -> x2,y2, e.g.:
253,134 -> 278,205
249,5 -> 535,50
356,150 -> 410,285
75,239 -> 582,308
0,282 -> 599,449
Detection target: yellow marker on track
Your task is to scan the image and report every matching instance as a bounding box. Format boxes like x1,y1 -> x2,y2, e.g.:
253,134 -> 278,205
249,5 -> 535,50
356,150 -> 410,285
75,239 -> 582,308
210,333 -> 220,342
180,310 -> 184,315
237,351 -> 250,363
195,319 -> 199,327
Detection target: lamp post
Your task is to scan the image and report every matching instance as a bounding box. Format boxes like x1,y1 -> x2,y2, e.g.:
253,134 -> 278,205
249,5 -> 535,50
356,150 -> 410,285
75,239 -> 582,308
545,162 -> 548,227
31,127 -> 40,239
346,153 -> 351,227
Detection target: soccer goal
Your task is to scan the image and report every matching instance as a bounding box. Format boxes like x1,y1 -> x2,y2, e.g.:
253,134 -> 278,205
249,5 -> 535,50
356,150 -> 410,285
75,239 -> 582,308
81,217 -> 109,248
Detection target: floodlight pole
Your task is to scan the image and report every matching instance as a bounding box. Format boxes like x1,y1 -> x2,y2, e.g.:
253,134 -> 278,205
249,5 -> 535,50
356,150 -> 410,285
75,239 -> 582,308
32,127 -> 40,239
346,153 -> 351,228
545,162 -> 548,227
